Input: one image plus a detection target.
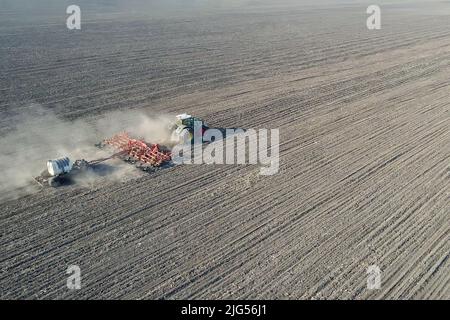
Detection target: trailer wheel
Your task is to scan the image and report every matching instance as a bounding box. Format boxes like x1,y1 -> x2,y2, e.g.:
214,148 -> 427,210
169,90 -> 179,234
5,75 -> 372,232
48,177 -> 60,188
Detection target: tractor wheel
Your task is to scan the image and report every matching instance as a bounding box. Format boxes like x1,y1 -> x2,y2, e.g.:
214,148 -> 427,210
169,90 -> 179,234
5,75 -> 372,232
179,128 -> 194,144
202,126 -> 214,143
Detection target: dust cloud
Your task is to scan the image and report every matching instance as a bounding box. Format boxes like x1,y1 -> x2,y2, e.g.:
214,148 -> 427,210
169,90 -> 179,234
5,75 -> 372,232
0,106 -> 174,201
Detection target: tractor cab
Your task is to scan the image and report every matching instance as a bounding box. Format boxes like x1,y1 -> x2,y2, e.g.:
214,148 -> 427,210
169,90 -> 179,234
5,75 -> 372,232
175,113 -> 208,130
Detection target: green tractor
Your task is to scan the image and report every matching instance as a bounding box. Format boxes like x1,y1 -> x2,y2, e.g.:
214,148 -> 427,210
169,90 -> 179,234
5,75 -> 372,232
171,113 -> 210,144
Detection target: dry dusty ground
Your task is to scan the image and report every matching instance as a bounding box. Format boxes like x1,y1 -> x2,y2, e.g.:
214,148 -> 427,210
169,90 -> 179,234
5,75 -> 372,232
0,1 -> 449,299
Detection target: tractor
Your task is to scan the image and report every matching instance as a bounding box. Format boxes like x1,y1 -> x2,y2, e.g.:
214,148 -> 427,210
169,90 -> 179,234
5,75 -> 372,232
170,113 -> 210,144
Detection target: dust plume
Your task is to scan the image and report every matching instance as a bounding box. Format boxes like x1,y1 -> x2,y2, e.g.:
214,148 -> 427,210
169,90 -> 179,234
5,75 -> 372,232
0,106 -> 175,201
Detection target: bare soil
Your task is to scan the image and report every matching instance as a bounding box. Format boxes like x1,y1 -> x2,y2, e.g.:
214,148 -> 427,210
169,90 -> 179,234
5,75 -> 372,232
0,1 -> 448,299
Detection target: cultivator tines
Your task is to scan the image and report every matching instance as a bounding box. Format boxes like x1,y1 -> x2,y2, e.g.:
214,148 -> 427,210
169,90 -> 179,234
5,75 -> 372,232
103,132 -> 172,167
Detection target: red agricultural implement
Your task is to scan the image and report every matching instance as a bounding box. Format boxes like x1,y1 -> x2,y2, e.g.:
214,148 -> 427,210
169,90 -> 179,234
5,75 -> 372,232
101,132 -> 172,167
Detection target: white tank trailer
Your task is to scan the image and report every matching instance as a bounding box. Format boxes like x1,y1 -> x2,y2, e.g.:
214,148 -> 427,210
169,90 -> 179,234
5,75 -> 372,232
47,157 -> 73,176
34,157 -> 92,187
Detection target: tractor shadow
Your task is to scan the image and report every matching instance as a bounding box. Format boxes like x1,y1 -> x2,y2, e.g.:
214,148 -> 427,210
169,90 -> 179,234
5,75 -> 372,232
206,127 -> 247,143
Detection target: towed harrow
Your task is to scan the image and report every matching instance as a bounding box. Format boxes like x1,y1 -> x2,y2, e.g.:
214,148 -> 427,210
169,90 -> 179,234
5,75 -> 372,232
100,132 -> 172,168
